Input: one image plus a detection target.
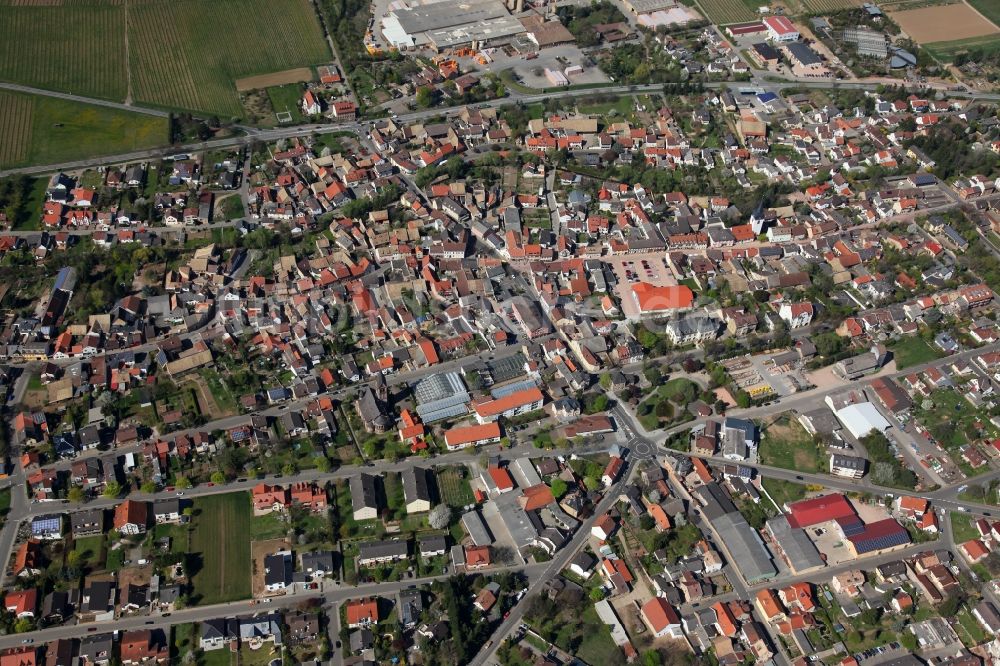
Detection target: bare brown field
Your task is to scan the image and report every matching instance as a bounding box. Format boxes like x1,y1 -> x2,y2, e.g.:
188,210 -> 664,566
890,2 -> 999,43
235,67 -> 313,92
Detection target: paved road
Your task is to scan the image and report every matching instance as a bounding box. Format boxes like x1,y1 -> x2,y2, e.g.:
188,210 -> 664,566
0,82 -> 170,118
5,78 -> 999,178
467,467 -> 632,666
0,559 -> 550,651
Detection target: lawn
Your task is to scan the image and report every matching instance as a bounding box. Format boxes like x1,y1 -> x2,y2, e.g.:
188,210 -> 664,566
189,492 -> 252,605
956,608 -> 989,647
1,92 -> 168,169
73,535 -> 106,571
762,477 -> 807,511
759,414 -> 824,473
575,95 -> 634,117
199,648 -> 235,666
437,466 -> 475,508
951,512 -> 979,543
251,512 -> 289,541
267,84 -> 305,123
153,522 -> 189,554
890,337 -> 942,370
200,368 -> 237,413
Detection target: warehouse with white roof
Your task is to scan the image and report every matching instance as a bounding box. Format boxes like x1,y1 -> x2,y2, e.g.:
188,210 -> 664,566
833,402 -> 891,440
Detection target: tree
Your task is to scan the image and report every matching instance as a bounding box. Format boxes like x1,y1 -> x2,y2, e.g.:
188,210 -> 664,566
140,481 -> 157,494
67,486 -> 85,503
549,478 -> 568,499
899,632 -> 918,652
175,476 -> 192,489
102,481 -> 122,498
314,456 -> 331,473
589,587 -> 605,602
429,504 -> 452,529
282,462 -> 298,475
66,550 -> 82,568
210,472 -> 226,485
13,618 -> 32,634
416,86 -> 436,108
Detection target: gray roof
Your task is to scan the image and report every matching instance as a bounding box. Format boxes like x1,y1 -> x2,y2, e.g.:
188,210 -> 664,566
418,534 -> 448,555
239,613 -> 283,645
350,474 -> 380,512
357,539 -> 408,561
357,388 -> 390,428
402,467 -> 433,504
413,372 -> 470,423
461,510 -> 493,546
713,512 -> 776,583
694,482 -> 737,521
301,550 -> 335,573
765,515 -> 825,572
786,42 -> 822,67
264,552 -> 291,586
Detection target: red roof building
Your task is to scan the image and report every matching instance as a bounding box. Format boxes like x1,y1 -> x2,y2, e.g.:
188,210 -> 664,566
787,494 -> 857,529
346,598 -> 380,627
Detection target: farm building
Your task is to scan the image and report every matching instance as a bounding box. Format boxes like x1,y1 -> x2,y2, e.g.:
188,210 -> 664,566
379,0 -> 525,51
763,16 -> 800,42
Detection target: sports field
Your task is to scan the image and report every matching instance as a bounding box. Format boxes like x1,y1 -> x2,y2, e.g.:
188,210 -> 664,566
189,492 -> 252,605
0,0 -> 330,116
0,91 -> 169,169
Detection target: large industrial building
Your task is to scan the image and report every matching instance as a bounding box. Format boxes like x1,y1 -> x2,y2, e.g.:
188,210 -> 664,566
380,0 -> 526,51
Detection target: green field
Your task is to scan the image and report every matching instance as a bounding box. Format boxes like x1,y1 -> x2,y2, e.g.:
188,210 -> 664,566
73,535 -> 106,571
0,91 -> 168,169
0,0 -> 126,100
437,466 -> 475,508
966,0 -> 1000,28
267,84 -> 305,123
697,0 -> 757,24
189,492 -> 252,605
762,477 -> 807,510
923,34 -> 1000,62
760,415 -> 825,473
951,512 -> 979,543
890,337 -> 942,370
0,0 -> 330,117
800,0 -> 860,10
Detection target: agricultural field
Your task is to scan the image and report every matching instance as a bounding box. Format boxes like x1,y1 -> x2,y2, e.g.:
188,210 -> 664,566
696,0 -> 758,25
800,0 -> 861,11
890,2 -> 999,43
0,91 -> 169,169
0,0 -> 126,100
0,92 -> 32,167
0,0 -> 329,117
189,492 -> 252,605
966,0 -> 1000,28
128,0 -> 329,116
923,33 -> 1000,60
